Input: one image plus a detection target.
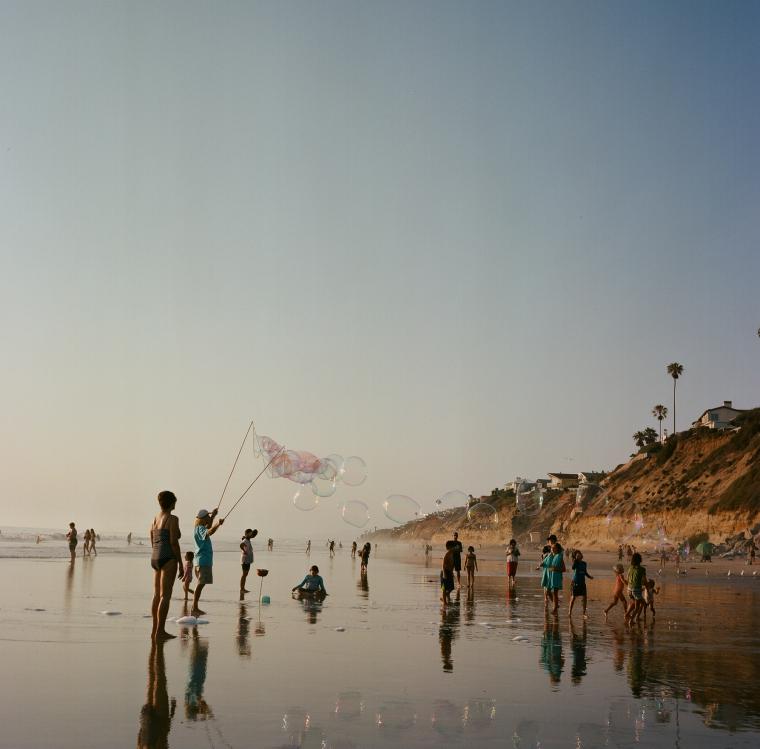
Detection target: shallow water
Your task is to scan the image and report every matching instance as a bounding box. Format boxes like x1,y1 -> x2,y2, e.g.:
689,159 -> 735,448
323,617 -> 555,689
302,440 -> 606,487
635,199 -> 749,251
1,542 -> 759,748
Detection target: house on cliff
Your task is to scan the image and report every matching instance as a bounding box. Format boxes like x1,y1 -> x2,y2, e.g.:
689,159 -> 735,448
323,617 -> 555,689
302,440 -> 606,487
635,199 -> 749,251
547,472 -> 579,489
691,400 -> 745,430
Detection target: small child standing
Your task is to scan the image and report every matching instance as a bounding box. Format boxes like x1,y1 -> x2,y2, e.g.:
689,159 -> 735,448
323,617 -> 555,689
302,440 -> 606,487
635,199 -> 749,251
643,579 -> 659,622
182,551 -> 194,600
441,540 -> 456,605
604,564 -> 628,621
506,539 -> 520,587
464,546 -> 478,587
240,528 -> 257,594
625,552 -> 648,624
568,550 -> 593,618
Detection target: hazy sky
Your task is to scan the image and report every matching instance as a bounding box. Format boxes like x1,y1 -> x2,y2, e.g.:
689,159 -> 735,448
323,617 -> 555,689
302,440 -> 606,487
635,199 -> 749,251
1,1 -> 758,537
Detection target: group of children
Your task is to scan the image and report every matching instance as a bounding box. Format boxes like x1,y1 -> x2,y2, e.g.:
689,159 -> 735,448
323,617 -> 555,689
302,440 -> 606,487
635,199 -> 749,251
437,531 -> 659,622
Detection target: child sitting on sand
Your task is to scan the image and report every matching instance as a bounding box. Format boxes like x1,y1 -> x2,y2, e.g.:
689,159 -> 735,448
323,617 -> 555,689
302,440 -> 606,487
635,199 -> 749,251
292,565 -> 328,596
568,550 -> 593,619
182,551 -> 194,600
464,546 -> 478,587
604,564 -> 628,621
441,540 -> 456,605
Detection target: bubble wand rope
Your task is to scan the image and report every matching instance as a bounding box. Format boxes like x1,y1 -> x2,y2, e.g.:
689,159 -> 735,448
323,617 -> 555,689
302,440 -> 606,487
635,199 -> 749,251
215,421 -> 254,512
223,446 -> 286,521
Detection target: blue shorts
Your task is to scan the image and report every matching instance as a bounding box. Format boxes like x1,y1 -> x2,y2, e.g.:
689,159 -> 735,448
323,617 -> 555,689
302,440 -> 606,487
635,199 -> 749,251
629,588 -> 643,601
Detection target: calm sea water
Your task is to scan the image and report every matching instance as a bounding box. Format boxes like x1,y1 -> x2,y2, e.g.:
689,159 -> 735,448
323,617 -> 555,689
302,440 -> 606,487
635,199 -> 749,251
0,537 -> 758,748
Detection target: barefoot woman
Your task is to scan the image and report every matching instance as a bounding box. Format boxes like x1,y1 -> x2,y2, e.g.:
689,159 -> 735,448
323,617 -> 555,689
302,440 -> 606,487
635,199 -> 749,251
150,490 -> 183,641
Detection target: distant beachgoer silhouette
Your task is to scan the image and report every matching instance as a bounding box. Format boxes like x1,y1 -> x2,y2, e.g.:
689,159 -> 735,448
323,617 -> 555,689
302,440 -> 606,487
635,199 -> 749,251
89,529 -> 97,556
66,522 -> 78,562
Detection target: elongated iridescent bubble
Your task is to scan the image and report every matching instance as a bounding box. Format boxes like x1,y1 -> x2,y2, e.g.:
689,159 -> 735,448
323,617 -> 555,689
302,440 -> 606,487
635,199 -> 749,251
467,502 -> 499,529
342,500 -> 370,528
383,495 -> 421,524
293,485 -> 318,511
340,456 -> 368,487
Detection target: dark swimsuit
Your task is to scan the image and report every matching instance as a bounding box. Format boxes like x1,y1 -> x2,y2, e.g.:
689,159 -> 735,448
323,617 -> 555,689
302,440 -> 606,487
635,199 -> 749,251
151,524 -> 174,571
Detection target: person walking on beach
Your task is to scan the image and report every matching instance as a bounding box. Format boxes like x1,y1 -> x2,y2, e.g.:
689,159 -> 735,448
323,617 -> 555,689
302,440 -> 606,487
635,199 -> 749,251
540,542 -> 565,615
441,540 -> 456,605
624,552 -> 648,624
464,545 -> 478,587
89,529 -> 97,556
329,539 -> 335,558
150,490 -> 183,641
360,542 -> 371,573
351,541 -> 357,558
66,522 -> 78,561
568,551 -> 593,619
240,528 -> 257,594
506,539 -> 520,587
604,564 -> 628,621
82,528 -> 91,556
192,508 -> 223,617
306,539 -> 311,555
451,532 -> 463,588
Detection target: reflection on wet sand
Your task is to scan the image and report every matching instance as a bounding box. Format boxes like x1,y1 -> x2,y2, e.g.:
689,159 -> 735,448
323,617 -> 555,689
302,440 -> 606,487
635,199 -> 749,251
63,561 -> 74,613
569,620 -> 588,684
357,569 -> 369,597
540,614 -> 563,686
439,591 -> 461,672
137,642 -> 175,749
184,628 -> 212,720
237,602 -> 250,657
300,597 -> 324,624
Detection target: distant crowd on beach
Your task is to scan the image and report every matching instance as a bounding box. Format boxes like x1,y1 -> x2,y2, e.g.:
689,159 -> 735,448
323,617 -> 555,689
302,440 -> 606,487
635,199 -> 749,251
58,489 -> 758,643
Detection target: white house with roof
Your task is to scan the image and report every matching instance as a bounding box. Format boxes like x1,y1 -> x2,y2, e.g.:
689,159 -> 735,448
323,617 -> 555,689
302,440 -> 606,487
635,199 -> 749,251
691,400 -> 745,430
547,472 -> 579,490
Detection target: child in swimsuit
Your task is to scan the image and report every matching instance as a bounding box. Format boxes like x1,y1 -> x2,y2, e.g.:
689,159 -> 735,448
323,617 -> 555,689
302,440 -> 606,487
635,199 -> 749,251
464,546 -> 478,587
568,550 -> 593,619
604,564 -> 628,621
183,551 -> 194,600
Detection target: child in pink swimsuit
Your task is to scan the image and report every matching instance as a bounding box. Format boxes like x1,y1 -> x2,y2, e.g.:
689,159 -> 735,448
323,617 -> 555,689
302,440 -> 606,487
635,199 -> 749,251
183,551 -> 194,600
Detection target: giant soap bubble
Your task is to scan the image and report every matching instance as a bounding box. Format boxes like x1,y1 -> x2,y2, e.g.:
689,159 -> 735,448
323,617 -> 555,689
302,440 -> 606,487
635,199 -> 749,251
515,485 -> 544,516
342,500 -> 370,528
293,485 -> 318,512
466,503 -> 499,530
382,495 -> 421,525
605,502 -> 645,543
311,475 -> 337,498
435,490 -> 468,510
340,456 -> 368,487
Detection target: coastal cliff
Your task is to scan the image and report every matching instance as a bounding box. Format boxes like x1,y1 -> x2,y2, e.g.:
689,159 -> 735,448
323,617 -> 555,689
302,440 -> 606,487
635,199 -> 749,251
368,408 -> 760,550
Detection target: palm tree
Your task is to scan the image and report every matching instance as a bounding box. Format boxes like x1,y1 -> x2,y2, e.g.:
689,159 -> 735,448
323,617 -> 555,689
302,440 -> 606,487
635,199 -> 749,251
652,404 -> 668,442
666,362 -> 684,434
633,431 -> 646,449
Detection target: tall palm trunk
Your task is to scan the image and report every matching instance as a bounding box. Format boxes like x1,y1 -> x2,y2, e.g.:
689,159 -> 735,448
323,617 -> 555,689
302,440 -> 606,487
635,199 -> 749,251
672,379 -> 676,434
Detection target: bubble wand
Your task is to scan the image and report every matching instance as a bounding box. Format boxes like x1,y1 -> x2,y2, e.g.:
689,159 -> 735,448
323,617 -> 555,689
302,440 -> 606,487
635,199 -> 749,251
222,445 -> 286,521
215,420 -> 255,513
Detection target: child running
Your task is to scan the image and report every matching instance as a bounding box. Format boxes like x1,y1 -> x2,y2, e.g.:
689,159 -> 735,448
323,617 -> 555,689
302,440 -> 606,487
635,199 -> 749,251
624,552 -> 649,624
441,540 -> 456,605
464,545 -> 478,587
292,565 -> 328,596
506,539 -> 520,587
182,551 -> 194,600
604,563 -> 628,621
239,528 -> 257,594
568,550 -> 593,618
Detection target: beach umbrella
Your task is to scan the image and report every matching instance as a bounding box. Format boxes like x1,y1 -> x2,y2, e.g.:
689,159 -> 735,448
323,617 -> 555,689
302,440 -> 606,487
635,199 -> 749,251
696,542 -> 714,556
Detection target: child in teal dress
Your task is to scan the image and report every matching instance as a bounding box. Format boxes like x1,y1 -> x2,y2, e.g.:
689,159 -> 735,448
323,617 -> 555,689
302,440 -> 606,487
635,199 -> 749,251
541,543 -> 565,615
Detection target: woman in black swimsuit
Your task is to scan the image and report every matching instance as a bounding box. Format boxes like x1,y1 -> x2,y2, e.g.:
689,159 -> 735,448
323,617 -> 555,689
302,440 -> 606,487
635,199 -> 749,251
150,491 -> 183,641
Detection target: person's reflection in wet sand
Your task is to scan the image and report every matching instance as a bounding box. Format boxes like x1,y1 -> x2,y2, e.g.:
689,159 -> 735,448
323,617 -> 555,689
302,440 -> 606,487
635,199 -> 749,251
237,602 -> 251,657
357,569 -> 369,598
63,561 -> 75,614
569,619 -> 588,684
185,629 -> 212,720
464,586 -> 476,626
626,625 -> 653,698
540,613 -> 564,686
439,590 -> 461,673
610,625 -> 626,672
137,642 -> 175,749
301,598 -> 324,624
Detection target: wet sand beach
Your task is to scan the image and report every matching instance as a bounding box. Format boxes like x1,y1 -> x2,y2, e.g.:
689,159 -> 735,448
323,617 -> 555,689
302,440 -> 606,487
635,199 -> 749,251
1,540 -> 759,748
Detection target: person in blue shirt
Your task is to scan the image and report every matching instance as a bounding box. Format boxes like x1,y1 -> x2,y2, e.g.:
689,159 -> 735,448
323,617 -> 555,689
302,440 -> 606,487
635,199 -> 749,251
292,565 -> 328,597
539,542 -> 565,615
568,550 -> 593,619
191,508 -> 224,616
